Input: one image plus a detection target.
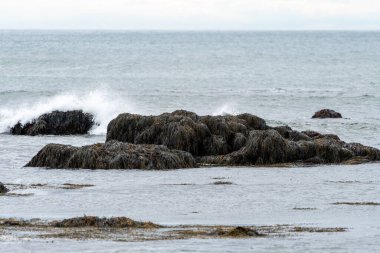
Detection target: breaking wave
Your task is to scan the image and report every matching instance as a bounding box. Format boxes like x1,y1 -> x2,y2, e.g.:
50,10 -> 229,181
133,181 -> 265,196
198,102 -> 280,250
0,89 -> 136,135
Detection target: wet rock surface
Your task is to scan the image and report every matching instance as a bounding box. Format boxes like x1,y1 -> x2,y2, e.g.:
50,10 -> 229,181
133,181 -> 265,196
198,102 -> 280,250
26,140 -> 196,170
10,110 -> 95,135
312,109 -> 342,119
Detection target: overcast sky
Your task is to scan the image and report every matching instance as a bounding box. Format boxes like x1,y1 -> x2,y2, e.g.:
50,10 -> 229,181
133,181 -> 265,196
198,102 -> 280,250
0,0 -> 379,30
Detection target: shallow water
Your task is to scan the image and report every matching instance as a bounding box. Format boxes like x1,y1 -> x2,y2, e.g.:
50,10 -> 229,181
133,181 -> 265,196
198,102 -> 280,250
1,134 -> 380,252
0,31 -> 380,252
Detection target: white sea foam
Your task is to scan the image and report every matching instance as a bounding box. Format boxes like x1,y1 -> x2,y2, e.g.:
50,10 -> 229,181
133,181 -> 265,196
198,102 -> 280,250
212,104 -> 239,116
0,89 -> 136,135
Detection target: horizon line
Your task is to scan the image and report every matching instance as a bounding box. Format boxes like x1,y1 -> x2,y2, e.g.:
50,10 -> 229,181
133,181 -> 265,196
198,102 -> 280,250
1,28 -> 380,32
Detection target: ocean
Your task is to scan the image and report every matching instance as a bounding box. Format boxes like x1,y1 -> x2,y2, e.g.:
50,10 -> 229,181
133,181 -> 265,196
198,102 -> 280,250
0,31 -> 379,252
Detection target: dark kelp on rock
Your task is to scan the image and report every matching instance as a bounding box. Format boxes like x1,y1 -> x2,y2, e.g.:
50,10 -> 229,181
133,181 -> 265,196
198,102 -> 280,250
25,140 -> 196,170
51,216 -> 160,228
11,110 -> 95,135
105,110 -> 380,166
197,129 -> 379,166
26,110 -> 380,169
106,110 -> 267,156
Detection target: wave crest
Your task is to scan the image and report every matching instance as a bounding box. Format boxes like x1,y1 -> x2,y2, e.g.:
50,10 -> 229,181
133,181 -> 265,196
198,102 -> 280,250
0,89 -> 135,135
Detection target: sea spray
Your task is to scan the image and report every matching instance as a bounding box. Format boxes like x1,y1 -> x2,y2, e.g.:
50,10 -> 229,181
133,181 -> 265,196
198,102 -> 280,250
0,89 -> 136,135
212,104 -> 239,116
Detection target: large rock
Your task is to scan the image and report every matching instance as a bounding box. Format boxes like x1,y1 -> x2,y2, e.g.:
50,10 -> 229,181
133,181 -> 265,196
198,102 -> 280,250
0,183 -> 9,194
198,131 -> 357,166
25,141 -> 196,170
312,109 -> 342,119
106,110 -> 268,156
11,110 -> 95,136
106,110 -> 380,166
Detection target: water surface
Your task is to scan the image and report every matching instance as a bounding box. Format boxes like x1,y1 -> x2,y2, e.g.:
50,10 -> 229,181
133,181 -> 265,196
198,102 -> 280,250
0,31 -> 379,252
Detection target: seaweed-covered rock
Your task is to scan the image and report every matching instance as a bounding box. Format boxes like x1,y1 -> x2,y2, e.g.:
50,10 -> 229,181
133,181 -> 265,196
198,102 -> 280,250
51,216 -> 159,228
199,130 -> 288,165
25,141 -> 196,170
274,126 -> 311,141
11,110 -> 95,135
25,110 -> 380,169
105,110 -> 379,167
197,131 -> 376,166
343,143 -> 380,160
312,109 -> 342,119
0,183 -> 9,194
106,110 -> 268,156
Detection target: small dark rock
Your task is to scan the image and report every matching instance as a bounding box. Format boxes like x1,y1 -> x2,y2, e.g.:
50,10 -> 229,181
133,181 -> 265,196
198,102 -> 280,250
312,109 -> 342,119
0,182 -> 9,194
10,110 -> 95,136
213,181 -> 233,185
216,226 -> 263,237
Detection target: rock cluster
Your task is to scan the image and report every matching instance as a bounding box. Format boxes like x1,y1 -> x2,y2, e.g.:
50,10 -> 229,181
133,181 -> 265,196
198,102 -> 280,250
26,110 -> 380,169
106,110 -> 379,166
11,110 -> 95,135
312,109 -> 342,119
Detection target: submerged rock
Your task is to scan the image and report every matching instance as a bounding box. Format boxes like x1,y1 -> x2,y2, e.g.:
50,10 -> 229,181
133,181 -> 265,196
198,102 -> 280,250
25,141 -> 196,170
312,109 -> 342,119
0,183 -> 9,194
11,110 -> 95,136
215,226 -> 263,237
51,216 -> 160,228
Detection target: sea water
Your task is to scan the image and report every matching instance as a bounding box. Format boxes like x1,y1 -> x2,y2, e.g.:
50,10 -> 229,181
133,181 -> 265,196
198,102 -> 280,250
0,31 -> 379,252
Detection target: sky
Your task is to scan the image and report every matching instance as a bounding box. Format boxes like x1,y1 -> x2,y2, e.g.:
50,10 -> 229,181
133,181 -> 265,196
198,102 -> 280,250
0,0 -> 379,30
